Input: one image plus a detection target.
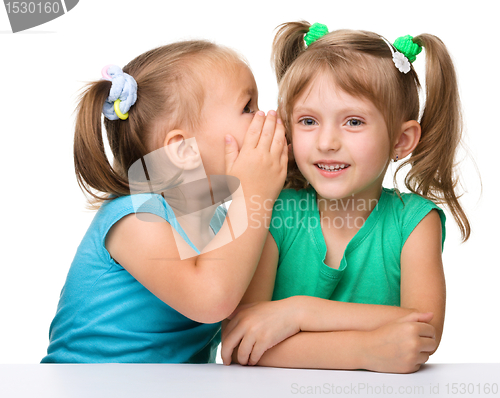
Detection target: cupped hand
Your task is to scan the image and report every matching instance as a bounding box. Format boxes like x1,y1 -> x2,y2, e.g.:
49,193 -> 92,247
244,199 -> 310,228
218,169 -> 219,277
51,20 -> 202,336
224,111 -> 287,201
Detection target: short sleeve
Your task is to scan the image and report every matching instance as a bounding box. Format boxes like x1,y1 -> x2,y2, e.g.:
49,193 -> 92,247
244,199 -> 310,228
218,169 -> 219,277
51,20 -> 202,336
268,189 -> 302,253
400,195 -> 446,250
269,201 -> 284,253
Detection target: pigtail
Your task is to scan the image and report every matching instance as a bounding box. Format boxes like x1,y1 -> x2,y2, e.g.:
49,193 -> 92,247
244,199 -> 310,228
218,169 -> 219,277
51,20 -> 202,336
401,34 -> 470,241
73,80 -> 130,208
272,21 -> 311,83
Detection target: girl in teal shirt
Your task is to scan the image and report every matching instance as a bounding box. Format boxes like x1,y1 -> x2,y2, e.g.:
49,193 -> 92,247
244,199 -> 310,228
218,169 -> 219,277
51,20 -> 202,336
222,22 -> 470,373
42,40 -> 288,363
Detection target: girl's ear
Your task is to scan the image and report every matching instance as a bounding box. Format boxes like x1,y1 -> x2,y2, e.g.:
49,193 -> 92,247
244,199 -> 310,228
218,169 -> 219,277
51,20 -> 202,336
393,120 -> 421,160
163,130 -> 202,170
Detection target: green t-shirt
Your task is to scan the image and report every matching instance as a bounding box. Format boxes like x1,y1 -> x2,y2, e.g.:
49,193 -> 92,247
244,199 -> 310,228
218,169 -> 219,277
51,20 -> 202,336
269,187 -> 446,306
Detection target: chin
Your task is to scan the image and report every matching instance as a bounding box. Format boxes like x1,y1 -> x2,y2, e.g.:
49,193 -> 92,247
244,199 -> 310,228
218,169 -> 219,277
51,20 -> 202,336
314,185 -> 352,201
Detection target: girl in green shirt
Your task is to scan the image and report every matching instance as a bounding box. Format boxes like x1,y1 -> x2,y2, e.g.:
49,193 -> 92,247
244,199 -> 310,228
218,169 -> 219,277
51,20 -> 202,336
221,22 -> 470,373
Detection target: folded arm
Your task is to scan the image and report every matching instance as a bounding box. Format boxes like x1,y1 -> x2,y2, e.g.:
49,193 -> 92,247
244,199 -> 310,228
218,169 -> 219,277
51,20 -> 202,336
222,210 -> 445,371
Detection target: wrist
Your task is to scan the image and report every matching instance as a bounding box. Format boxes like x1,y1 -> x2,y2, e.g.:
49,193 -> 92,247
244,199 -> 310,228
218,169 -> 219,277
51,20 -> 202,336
355,329 -> 375,372
286,296 -> 307,331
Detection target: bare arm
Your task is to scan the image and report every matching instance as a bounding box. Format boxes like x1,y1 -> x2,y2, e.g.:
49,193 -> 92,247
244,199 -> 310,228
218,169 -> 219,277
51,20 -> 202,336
105,112 -> 287,324
256,312 -> 436,374
223,211 -> 443,371
399,209 -> 446,352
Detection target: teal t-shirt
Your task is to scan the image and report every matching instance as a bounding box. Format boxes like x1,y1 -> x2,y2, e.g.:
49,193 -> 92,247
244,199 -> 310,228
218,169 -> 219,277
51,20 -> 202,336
269,187 -> 446,305
41,193 -> 227,363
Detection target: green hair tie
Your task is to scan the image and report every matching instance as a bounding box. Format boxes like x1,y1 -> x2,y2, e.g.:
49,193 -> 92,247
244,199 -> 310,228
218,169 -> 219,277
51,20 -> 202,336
304,23 -> 329,46
393,35 -> 422,63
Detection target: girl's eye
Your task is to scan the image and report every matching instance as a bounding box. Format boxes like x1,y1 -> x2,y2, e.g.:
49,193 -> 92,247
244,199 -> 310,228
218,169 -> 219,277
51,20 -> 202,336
346,118 -> 363,127
299,118 -> 317,126
243,100 -> 254,114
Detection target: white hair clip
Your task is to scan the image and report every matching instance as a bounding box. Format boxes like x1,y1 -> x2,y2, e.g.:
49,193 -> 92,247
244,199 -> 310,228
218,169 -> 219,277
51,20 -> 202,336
381,37 -> 411,74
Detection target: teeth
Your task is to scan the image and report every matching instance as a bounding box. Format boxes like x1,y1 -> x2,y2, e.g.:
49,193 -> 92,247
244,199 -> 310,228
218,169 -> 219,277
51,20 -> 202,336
317,163 -> 348,171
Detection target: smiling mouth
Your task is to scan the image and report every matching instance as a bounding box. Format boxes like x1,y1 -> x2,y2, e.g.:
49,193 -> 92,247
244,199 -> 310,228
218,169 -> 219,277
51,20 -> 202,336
315,163 -> 350,172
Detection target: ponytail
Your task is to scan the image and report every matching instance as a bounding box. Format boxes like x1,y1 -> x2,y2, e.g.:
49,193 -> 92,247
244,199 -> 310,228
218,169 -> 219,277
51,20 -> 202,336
272,21 -> 311,83
73,80 -> 132,208
398,34 -> 470,241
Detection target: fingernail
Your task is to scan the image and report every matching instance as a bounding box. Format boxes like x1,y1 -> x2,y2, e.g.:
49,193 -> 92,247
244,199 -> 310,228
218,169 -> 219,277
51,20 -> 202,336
256,111 -> 265,116
277,118 -> 283,124
225,135 -> 231,144
269,110 -> 276,116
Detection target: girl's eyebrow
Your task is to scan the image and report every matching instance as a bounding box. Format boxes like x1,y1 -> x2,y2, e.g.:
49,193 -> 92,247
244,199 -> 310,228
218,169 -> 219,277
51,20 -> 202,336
292,106 -> 316,114
237,87 -> 256,104
293,105 -> 373,116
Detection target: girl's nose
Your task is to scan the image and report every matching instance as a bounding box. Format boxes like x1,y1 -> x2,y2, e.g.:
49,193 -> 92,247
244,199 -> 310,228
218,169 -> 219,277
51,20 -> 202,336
317,126 -> 341,152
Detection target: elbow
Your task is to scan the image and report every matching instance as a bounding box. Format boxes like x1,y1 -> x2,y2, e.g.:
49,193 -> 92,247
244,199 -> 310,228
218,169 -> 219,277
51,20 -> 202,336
186,290 -> 240,324
193,303 -> 236,325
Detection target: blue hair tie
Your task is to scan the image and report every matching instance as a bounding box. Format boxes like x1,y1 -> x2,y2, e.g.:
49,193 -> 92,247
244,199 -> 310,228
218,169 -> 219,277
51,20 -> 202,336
101,65 -> 138,120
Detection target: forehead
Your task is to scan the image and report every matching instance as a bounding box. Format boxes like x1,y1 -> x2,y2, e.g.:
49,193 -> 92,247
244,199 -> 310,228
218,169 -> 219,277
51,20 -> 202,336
208,62 -> 255,89
204,62 -> 257,103
294,72 -> 377,115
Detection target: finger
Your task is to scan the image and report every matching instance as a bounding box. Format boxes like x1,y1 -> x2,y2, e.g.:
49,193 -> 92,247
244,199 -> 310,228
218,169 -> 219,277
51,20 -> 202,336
399,312 -> 433,324
242,111 -> 266,150
221,346 -> 233,366
220,319 -> 239,343
224,135 -> 239,174
255,110 -> 277,151
416,351 -> 431,366
221,329 -> 243,365
415,322 -> 436,339
270,117 -> 286,157
419,336 -> 438,353
248,340 -> 270,366
221,315 -> 245,342
279,136 -> 288,168
237,335 -> 256,366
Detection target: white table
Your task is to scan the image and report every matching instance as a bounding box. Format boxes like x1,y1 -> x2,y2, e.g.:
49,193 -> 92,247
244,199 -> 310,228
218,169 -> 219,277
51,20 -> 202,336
2,363 -> 499,397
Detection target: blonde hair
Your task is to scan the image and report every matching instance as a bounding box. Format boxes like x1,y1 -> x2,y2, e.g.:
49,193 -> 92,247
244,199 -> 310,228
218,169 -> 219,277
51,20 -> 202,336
273,21 -> 470,241
74,40 -> 245,209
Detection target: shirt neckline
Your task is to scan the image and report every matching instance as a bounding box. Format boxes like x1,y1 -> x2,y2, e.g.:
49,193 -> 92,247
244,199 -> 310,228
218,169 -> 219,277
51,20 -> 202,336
308,186 -> 390,273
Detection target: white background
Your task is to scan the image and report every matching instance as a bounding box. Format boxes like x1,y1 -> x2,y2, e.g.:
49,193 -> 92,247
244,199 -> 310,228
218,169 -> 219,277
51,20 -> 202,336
0,0 -> 498,364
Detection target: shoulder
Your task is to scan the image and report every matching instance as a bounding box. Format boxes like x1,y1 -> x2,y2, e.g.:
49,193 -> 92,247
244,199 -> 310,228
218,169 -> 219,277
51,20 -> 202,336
102,193 -> 185,263
104,199 -> 191,273
79,194 -> 171,254
382,188 -> 446,248
100,193 -> 170,219
382,188 -> 442,215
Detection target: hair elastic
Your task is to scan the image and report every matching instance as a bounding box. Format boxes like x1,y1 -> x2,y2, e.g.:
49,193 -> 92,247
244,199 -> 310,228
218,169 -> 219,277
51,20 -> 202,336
304,23 -> 329,46
113,99 -> 129,120
101,65 -> 138,121
393,35 -> 422,63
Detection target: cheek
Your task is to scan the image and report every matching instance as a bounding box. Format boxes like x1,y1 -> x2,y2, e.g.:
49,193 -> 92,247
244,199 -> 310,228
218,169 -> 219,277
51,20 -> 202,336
230,118 -> 252,148
291,135 -> 308,162
354,138 -> 390,169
